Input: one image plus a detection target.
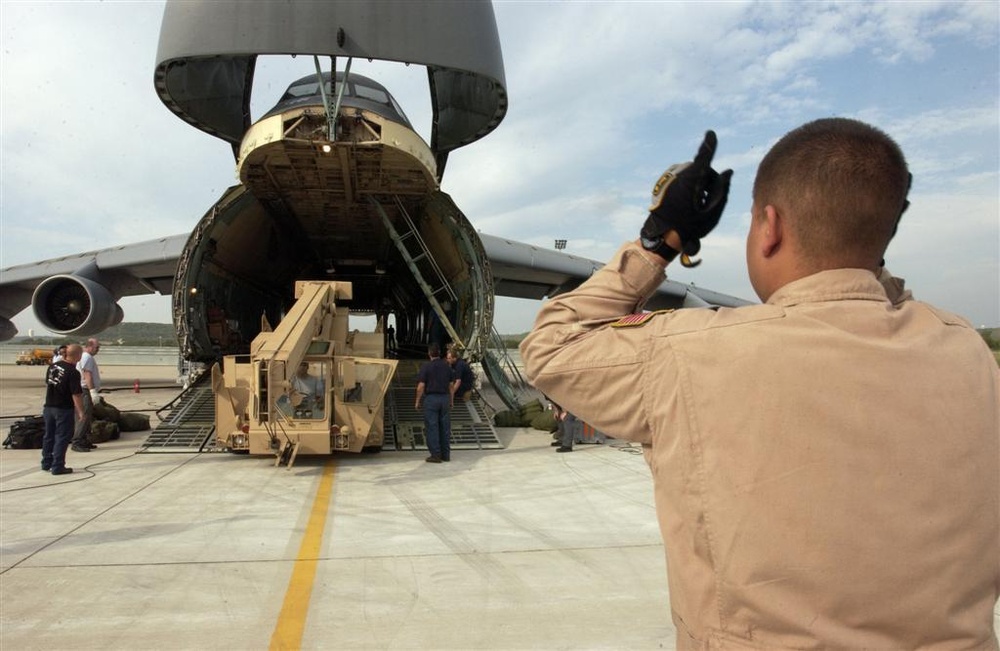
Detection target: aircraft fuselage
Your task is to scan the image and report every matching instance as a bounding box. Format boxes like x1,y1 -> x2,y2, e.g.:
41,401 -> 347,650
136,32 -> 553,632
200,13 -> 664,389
173,72 -> 494,367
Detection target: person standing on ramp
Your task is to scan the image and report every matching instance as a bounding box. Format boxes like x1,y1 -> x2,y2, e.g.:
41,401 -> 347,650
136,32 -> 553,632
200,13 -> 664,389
415,343 -> 457,463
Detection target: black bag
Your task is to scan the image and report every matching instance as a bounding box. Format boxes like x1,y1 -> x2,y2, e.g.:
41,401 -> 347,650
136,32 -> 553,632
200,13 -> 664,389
3,415 -> 46,449
117,412 -> 150,432
89,420 -> 120,443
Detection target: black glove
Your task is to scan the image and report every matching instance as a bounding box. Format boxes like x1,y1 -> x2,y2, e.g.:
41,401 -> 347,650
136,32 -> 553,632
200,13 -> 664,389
640,131 -> 733,267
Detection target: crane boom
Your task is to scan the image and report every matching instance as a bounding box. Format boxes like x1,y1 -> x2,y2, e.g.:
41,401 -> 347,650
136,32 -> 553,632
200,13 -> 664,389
212,280 -> 398,466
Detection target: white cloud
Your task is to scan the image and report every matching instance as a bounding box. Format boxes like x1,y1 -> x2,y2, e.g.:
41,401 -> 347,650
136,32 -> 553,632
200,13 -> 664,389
2,0 -> 998,335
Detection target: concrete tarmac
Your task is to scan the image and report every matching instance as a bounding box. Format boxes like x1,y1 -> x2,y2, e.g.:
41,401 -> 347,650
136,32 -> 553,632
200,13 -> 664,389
0,364 -> 674,650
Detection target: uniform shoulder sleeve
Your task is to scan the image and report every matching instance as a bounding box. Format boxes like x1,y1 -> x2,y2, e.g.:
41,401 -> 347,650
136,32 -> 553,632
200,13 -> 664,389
922,303 -> 975,329
654,303 -> 784,337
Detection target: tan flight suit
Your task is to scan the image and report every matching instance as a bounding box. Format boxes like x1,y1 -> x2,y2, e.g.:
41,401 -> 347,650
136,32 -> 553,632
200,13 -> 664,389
520,242 -> 999,649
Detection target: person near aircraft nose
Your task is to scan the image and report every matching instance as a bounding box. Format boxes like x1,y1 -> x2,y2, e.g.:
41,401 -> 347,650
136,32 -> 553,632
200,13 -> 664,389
72,338 -> 102,452
520,119 -> 999,648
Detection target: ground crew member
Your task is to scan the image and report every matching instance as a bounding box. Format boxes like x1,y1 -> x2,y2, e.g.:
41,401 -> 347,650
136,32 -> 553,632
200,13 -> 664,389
520,119 -> 999,649
42,343 -> 84,475
549,400 -> 576,453
72,338 -> 101,452
446,348 -> 475,402
386,323 -> 396,353
415,343 -> 457,463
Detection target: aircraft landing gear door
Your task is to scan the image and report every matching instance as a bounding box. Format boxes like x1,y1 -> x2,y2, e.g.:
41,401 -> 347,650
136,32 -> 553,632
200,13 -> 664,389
333,358 -> 398,453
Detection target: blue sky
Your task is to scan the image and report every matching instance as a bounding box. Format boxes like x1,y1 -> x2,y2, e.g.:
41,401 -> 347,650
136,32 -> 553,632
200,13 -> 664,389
1,0 -> 998,335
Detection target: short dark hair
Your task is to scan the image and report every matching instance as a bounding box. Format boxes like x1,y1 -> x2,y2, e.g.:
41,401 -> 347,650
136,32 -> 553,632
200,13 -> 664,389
753,118 -> 910,264
428,343 -> 441,358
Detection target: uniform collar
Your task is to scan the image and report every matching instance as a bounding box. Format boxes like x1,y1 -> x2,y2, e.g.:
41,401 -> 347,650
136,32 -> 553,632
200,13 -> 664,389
767,268 -> 890,308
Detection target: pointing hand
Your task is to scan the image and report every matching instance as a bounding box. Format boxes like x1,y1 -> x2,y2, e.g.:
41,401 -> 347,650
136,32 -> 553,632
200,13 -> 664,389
640,131 -> 733,267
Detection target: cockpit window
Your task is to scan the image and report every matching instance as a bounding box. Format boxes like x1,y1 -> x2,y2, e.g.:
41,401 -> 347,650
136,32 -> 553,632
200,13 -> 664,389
283,80 -> 344,100
354,83 -> 388,104
388,95 -> 409,123
353,82 -> 410,124
271,73 -> 411,128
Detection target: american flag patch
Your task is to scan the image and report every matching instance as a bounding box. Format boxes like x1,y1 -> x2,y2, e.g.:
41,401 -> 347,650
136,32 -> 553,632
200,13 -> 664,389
611,310 -> 672,328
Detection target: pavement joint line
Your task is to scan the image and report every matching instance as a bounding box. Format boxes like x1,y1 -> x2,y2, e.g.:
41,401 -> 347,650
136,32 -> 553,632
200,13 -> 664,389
270,458 -> 336,651
0,541 -> 667,571
0,453 -> 199,575
0,448 -> 175,493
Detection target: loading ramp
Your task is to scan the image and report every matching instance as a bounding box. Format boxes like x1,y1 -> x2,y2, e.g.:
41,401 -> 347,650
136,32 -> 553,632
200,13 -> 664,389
140,362 -> 505,454
139,374 -> 216,453
384,360 -> 503,452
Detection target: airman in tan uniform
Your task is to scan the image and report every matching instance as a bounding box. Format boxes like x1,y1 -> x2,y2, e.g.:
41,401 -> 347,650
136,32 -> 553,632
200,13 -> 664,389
521,119 -> 999,649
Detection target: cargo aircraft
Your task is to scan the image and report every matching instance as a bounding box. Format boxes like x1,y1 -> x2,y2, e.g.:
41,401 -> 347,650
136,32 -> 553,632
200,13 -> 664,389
0,0 -> 748,408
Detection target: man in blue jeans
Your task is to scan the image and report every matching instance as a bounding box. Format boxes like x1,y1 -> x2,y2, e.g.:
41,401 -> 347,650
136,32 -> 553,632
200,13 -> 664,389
446,348 -> 476,402
414,343 -> 457,463
42,343 -> 85,475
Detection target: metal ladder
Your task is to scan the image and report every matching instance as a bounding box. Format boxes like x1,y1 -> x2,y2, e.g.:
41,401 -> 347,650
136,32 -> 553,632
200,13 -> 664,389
369,195 -> 463,348
481,325 -> 533,410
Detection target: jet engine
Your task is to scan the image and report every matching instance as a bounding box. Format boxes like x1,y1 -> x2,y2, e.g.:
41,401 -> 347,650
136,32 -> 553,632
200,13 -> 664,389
0,317 -> 16,342
32,273 -> 124,336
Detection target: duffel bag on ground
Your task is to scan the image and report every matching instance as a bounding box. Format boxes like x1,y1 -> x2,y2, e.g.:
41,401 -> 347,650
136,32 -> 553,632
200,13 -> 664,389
118,412 -> 151,432
89,420 -> 120,444
3,415 -> 45,449
93,399 -> 121,423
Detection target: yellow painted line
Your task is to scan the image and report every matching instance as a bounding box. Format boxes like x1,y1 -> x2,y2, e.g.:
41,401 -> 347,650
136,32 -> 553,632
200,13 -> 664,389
270,460 -> 336,650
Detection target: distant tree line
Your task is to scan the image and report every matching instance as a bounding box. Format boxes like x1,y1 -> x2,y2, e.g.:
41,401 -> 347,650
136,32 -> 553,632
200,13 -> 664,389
499,333 -> 528,349
14,322 -> 177,347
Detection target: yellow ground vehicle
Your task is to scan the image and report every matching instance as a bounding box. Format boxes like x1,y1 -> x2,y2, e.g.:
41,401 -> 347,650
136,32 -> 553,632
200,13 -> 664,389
212,281 -> 396,466
15,348 -> 54,365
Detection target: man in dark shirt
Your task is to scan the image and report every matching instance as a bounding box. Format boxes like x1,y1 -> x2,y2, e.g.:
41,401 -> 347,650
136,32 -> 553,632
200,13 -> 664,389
42,343 -> 84,475
446,348 -> 475,402
415,343 -> 457,463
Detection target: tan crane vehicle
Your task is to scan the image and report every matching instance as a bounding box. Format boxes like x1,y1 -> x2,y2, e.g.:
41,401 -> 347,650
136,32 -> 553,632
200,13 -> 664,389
212,280 -> 397,467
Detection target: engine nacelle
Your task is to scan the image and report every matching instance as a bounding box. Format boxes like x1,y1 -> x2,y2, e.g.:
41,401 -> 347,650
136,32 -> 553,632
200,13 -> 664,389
0,317 -> 16,341
32,274 -> 124,336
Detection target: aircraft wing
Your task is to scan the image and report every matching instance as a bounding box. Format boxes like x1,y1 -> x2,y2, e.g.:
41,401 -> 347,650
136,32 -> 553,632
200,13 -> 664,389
480,233 -> 752,309
0,236 -> 186,337
0,232 -> 750,340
